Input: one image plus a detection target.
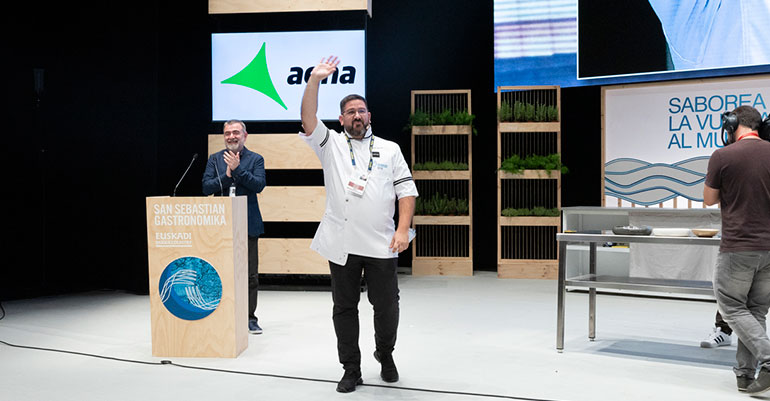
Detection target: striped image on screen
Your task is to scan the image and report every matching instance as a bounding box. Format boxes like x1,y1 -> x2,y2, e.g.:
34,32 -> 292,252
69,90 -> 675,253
494,0 -> 576,59
493,0 -> 577,87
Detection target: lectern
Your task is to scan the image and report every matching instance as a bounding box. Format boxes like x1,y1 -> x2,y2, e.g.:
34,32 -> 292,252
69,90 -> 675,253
145,196 -> 248,357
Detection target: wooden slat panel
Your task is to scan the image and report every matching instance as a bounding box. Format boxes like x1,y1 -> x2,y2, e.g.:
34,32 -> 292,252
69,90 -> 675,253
208,134 -> 320,170
412,170 -> 470,180
500,216 -> 560,226
497,260 -> 557,279
259,238 -> 329,275
499,170 -> 560,179
209,0 -> 370,15
411,89 -> 473,95
258,187 -> 325,222
411,125 -> 472,135
499,122 -> 560,133
412,258 -> 472,276
413,215 -> 471,225
208,134 -> 225,157
249,134 -> 320,170
498,85 -> 560,91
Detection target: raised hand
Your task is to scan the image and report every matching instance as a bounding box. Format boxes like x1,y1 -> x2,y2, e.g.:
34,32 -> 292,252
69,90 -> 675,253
310,56 -> 340,81
301,56 -> 340,133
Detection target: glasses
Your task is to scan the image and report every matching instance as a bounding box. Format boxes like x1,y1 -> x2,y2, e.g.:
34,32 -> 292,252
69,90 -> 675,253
343,108 -> 368,117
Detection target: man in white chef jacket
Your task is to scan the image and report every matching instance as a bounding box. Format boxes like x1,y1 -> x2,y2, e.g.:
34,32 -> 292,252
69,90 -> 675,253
300,56 -> 418,393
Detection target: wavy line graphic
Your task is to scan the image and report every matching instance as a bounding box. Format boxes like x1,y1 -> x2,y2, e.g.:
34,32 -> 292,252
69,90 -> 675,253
158,257 -> 222,320
604,156 -> 710,205
605,174 -> 704,189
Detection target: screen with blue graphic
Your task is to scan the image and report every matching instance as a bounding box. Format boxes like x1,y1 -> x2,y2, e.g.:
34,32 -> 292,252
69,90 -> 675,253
212,30 -> 366,121
493,0 -> 770,89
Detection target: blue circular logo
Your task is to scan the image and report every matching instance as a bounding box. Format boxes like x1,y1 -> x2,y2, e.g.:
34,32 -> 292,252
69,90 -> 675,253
158,257 -> 222,321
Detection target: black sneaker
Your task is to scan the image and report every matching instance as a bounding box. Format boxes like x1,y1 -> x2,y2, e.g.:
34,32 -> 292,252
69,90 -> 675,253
747,367 -> 770,395
737,374 -> 755,392
373,350 -> 399,383
248,319 -> 262,335
336,369 -> 362,393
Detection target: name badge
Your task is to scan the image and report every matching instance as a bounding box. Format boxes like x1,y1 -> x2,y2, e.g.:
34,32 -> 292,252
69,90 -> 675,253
346,173 -> 369,196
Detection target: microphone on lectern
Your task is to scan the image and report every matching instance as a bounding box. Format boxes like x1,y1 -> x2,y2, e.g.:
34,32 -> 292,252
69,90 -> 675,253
172,153 -> 198,197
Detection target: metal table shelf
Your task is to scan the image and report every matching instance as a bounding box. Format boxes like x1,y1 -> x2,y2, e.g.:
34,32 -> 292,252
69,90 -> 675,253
556,233 -> 721,351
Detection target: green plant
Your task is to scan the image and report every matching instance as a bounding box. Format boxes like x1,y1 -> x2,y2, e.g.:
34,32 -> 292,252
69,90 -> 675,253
499,153 -> 568,176
416,192 -> 469,216
501,207 -> 560,217
413,160 -> 469,171
501,207 -> 528,217
533,103 -> 558,122
408,109 -> 475,126
498,100 -> 513,122
498,100 -> 558,122
405,109 -> 477,134
544,104 -> 559,121
516,101 -> 535,122
409,110 -> 433,126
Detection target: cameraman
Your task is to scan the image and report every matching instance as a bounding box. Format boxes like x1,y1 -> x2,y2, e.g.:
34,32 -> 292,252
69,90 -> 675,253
704,105 -> 770,394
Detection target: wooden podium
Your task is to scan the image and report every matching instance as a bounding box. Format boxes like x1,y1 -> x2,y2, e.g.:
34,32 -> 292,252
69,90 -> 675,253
145,196 -> 248,358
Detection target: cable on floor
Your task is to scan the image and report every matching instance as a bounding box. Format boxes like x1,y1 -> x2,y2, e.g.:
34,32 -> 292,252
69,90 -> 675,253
0,339 -> 568,401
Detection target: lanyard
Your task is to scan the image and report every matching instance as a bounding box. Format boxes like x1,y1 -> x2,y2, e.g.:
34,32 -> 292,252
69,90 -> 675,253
346,135 -> 374,174
737,132 -> 760,141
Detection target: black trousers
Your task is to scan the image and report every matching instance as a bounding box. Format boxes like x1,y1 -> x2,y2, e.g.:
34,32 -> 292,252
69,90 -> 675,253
329,254 -> 400,371
248,236 -> 259,322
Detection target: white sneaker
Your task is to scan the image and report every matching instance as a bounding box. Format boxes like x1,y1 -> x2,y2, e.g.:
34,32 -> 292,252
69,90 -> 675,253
700,327 -> 732,348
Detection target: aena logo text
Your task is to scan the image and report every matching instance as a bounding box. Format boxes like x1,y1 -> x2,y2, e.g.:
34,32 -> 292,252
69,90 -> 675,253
222,43 -> 357,111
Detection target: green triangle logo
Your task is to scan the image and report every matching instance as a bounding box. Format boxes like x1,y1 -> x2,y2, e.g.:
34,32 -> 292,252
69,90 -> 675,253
221,43 -> 287,110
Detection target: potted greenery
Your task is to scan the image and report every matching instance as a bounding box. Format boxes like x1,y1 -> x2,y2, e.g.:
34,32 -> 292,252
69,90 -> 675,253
407,108 -> 477,135
413,160 -> 468,171
501,206 -> 560,217
498,100 -> 558,123
499,153 -> 568,177
415,192 -> 469,216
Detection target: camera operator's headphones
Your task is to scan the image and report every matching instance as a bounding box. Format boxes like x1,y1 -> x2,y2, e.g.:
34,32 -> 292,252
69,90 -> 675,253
721,112 -> 770,146
761,115 -> 770,141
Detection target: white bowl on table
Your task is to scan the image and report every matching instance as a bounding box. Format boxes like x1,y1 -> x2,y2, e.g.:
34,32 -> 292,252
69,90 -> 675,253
651,228 -> 691,237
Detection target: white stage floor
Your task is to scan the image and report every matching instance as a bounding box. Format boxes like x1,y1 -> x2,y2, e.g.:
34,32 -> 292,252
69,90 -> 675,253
0,272 -> 763,401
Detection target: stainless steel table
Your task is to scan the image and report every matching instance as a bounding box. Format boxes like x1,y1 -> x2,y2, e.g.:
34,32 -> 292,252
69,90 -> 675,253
556,233 -> 721,351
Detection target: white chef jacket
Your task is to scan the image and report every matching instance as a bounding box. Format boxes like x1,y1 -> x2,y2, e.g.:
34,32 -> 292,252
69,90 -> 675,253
300,121 -> 419,265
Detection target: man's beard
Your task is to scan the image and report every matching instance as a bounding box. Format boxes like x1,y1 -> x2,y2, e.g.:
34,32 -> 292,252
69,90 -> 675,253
225,141 -> 241,152
346,120 -> 368,138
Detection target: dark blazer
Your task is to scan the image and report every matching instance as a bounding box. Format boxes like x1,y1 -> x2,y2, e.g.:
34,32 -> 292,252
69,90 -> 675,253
202,146 -> 266,237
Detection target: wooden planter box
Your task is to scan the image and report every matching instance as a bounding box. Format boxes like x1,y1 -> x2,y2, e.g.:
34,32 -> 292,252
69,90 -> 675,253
413,170 -> 470,180
499,121 -> 560,133
410,90 -> 473,276
498,170 -> 560,180
497,86 -> 562,279
412,125 -> 473,135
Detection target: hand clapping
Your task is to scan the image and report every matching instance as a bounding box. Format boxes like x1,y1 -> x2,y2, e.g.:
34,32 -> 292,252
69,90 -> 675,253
224,151 -> 240,177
